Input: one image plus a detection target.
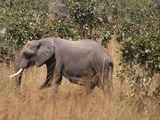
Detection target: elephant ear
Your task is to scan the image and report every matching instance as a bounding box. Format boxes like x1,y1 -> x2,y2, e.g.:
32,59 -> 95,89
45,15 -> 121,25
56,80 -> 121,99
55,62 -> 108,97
35,40 -> 55,67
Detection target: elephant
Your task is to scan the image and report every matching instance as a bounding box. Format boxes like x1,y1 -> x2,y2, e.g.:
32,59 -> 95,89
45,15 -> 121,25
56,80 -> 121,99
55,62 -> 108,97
9,37 -> 114,96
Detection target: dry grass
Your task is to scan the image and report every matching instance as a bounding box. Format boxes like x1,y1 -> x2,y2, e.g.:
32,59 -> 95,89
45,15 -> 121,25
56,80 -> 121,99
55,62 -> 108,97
0,39 -> 160,120
0,65 -> 137,120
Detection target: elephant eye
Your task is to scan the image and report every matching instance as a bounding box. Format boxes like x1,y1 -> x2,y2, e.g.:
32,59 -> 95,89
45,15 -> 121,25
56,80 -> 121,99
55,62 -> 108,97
24,52 -> 33,59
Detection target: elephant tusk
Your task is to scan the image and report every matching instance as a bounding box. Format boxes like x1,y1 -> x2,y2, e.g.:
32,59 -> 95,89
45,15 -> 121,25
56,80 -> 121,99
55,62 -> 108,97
9,68 -> 24,78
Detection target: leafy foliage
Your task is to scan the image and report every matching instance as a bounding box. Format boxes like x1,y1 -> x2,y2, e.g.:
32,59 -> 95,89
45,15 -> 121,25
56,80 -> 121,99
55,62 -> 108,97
115,1 -> 160,77
67,0 -> 103,39
46,19 -> 79,40
0,0 -> 52,66
114,0 -> 160,107
47,0 -> 104,39
0,0 -> 49,62
121,34 -> 160,75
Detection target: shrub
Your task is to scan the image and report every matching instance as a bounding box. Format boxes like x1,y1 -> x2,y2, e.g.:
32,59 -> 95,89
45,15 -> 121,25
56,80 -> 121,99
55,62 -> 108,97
0,0 -> 49,62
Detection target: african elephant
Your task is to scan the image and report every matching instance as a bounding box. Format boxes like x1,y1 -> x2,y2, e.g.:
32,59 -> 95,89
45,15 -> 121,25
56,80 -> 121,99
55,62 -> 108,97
10,37 -> 114,96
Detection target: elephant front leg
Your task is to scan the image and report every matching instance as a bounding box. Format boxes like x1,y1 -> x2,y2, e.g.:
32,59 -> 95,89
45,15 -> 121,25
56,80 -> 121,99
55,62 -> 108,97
51,73 -> 62,98
43,63 -> 62,98
40,73 -> 53,90
40,60 -> 63,97
40,59 -> 55,90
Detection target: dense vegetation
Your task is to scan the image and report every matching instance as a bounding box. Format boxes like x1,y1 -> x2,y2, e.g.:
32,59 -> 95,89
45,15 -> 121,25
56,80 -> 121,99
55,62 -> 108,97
0,0 -> 160,113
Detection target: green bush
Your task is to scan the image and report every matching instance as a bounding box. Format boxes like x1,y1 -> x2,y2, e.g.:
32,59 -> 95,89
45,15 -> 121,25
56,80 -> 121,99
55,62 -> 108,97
46,19 -> 79,40
115,0 -> 160,104
0,0 -> 49,62
67,0 -> 103,39
121,34 -> 160,75
0,0 -> 48,50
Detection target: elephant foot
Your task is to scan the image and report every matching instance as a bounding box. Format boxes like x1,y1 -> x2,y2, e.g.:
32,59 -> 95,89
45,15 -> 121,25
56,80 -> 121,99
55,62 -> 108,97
40,83 -> 51,90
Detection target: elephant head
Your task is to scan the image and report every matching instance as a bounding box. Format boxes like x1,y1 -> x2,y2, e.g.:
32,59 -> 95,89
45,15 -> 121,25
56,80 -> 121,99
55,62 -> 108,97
9,38 -> 55,87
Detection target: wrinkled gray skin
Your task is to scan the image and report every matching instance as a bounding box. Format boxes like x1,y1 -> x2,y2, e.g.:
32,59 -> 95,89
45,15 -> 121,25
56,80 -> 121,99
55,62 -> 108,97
15,37 -> 113,95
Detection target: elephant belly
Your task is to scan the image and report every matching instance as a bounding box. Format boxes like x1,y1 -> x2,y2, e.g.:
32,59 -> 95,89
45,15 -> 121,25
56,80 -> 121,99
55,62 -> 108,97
62,68 -> 95,86
62,64 -> 96,85
62,72 -> 86,85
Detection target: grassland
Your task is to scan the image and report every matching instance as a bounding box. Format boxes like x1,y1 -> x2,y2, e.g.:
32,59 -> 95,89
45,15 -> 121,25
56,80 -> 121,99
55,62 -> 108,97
0,39 -> 159,120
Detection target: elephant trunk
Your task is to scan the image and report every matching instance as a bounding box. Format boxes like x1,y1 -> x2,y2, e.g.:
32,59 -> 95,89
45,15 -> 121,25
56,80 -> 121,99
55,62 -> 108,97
110,61 -> 114,91
9,55 -> 27,78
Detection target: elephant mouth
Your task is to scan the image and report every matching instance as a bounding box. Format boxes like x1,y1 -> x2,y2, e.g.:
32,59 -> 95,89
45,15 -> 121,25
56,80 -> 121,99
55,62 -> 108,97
26,61 -> 35,68
21,61 -> 35,69
9,61 -> 36,78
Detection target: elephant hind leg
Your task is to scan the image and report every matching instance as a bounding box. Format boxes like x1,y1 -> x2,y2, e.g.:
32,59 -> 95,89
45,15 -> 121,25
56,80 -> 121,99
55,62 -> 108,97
90,78 -> 99,89
82,76 -> 99,96
102,72 -> 112,97
96,69 -> 112,97
81,86 -> 93,97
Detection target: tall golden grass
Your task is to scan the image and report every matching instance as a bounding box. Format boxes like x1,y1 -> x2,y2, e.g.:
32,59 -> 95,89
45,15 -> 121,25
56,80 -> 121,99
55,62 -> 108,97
0,39 -> 159,120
